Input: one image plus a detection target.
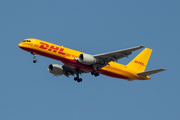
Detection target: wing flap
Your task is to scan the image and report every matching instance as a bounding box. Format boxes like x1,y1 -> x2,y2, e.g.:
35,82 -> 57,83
137,68 -> 166,77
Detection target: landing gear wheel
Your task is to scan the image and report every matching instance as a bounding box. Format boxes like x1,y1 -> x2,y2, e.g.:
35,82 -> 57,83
74,77 -> 78,81
33,60 -> 37,63
91,71 -> 94,75
94,72 -> 99,77
77,78 -> 82,83
74,77 -> 82,82
91,71 -> 100,77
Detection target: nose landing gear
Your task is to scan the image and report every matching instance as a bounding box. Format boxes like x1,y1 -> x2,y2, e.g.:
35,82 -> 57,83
31,52 -> 37,63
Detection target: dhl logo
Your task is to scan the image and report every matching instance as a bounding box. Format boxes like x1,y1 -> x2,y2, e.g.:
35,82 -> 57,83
134,60 -> 145,66
38,42 -> 66,55
37,42 -> 78,58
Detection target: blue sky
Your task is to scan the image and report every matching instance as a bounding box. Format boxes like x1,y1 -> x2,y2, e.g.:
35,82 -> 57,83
0,0 -> 180,120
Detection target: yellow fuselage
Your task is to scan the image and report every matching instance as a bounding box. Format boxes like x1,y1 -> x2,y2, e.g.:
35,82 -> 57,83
18,38 -> 150,80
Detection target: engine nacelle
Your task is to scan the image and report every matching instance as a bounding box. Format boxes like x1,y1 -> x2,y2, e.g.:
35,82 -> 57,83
78,54 -> 96,65
48,64 -> 64,76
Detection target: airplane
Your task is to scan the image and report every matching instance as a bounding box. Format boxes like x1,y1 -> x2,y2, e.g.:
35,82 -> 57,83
18,38 -> 166,82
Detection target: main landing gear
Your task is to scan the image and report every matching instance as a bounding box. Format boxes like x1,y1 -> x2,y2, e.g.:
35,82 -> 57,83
74,69 -> 82,83
74,77 -> 82,83
91,64 -> 100,77
31,52 -> 37,63
91,71 -> 100,77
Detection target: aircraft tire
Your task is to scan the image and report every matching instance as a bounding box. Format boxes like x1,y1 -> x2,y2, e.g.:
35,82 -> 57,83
77,78 -> 82,83
33,60 -> 37,63
74,77 -> 78,81
94,72 -> 99,77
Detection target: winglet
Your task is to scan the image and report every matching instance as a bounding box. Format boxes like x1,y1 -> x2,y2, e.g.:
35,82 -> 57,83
137,68 -> 166,77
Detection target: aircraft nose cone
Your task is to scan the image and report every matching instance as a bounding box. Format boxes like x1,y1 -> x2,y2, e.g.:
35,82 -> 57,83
18,42 -> 23,48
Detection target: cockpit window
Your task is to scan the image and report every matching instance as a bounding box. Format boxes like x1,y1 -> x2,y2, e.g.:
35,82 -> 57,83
23,40 -> 31,42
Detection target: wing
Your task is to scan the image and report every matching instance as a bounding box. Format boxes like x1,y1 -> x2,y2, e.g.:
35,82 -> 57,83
93,45 -> 145,69
62,64 -> 89,77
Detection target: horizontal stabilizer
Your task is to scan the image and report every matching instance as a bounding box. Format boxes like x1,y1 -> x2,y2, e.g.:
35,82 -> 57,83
137,68 -> 166,77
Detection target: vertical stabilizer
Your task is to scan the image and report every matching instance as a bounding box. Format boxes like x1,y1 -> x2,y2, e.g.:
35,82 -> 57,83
127,48 -> 152,73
